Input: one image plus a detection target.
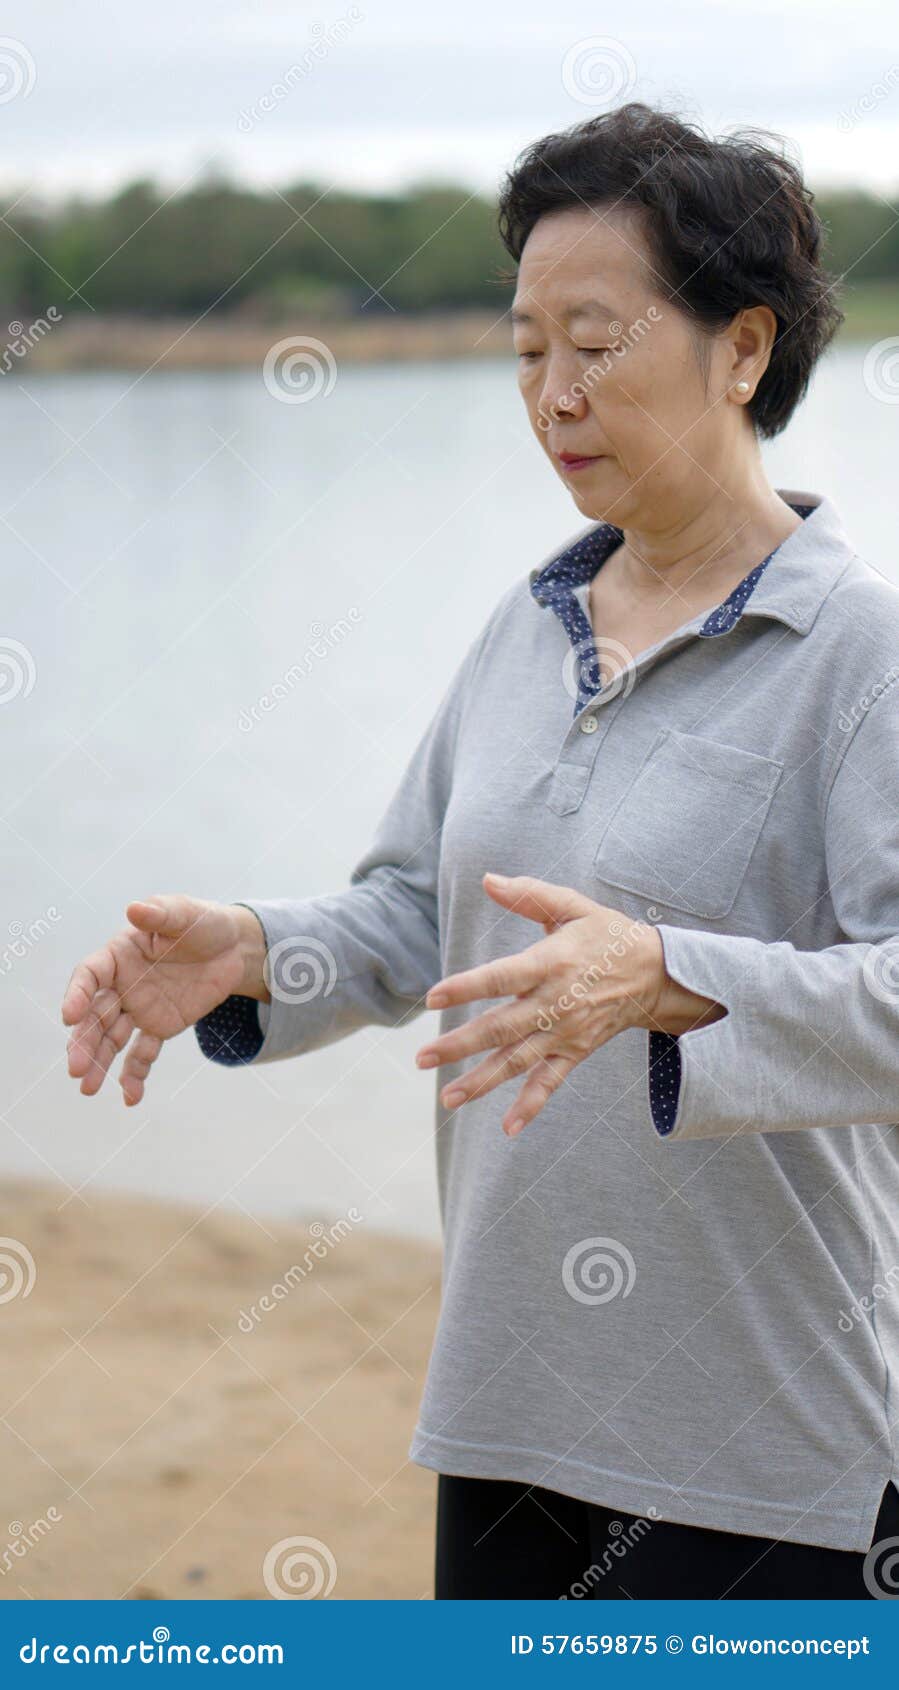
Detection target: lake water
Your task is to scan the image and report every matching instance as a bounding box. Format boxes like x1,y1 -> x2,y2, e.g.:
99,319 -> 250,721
2,347 -> 897,1239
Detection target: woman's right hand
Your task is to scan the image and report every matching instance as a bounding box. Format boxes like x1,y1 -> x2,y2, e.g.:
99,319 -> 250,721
61,895 -> 269,1107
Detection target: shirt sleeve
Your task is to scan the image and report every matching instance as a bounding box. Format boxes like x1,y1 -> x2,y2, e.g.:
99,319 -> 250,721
647,684 -> 899,1140
194,621 -> 490,1068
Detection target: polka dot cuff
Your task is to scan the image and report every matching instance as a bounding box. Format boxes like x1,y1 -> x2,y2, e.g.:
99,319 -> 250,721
195,993 -> 264,1066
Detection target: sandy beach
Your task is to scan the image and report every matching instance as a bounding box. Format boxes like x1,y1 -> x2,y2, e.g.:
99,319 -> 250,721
0,1181 -> 441,1600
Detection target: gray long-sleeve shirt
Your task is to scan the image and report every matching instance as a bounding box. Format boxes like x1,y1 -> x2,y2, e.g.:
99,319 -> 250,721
197,489 -> 899,1550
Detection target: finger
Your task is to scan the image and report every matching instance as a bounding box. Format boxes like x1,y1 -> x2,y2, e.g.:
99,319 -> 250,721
125,893 -> 197,942
79,1013 -> 133,1097
78,1010 -> 133,1096
417,996 -> 549,1069
504,1053 -> 578,1137
61,949 -> 116,1025
67,1011 -> 105,1078
426,942 -> 549,1010
119,1030 -> 163,1107
438,1032 -> 552,1111
66,991 -> 122,1074
91,987 -> 124,1035
482,872 -> 594,929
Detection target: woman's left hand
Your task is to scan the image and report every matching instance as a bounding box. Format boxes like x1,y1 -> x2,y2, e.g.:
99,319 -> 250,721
415,871 -> 724,1137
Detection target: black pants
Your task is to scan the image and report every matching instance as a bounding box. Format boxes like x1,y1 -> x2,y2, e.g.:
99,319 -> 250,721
435,1473 -> 899,1599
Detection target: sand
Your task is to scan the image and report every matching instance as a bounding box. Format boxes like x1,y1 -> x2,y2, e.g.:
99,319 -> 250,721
0,1181 -> 441,1600
18,310 -> 511,373
14,290 -> 892,377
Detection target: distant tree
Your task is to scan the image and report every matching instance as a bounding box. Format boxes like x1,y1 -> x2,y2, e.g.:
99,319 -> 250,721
0,177 -> 893,321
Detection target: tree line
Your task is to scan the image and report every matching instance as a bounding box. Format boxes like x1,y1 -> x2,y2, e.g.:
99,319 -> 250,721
1,177 -> 896,320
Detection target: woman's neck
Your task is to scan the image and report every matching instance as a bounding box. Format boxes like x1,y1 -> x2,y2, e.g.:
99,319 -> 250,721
587,485 -> 803,660
600,487 -> 802,617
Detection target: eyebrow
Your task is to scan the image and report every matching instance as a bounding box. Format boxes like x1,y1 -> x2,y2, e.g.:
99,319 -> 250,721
510,299 -> 621,329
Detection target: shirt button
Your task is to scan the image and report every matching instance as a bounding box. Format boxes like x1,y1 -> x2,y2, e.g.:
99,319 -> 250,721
579,714 -> 598,734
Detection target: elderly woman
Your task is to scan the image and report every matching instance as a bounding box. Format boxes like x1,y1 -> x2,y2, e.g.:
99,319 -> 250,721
63,103 -> 899,1600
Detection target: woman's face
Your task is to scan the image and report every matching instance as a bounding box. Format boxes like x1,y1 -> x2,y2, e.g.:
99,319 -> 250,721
512,204 -> 758,529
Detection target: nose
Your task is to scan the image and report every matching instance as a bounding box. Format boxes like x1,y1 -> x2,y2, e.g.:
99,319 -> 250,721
536,361 -> 590,432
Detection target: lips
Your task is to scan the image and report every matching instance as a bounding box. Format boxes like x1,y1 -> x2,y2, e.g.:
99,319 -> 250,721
556,451 -> 605,473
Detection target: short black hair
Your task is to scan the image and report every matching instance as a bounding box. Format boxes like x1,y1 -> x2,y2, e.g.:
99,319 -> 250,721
498,102 -> 843,439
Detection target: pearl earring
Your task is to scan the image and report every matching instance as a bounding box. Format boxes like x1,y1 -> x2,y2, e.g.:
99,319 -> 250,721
735,380 -> 751,393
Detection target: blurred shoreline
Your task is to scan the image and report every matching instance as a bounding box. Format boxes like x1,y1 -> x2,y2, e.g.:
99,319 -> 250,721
1,310 -> 512,375
0,1180 -> 440,1600
2,284 -> 896,376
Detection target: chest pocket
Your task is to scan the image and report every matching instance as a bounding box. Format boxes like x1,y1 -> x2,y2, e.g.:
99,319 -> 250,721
594,728 -> 783,919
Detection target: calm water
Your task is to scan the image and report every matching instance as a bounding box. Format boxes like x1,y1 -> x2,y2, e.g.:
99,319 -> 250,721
2,348 -> 897,1239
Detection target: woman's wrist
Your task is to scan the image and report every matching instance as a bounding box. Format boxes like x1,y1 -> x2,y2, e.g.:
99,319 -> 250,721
233,904 -> 272,1004
631,924 -> 725,1035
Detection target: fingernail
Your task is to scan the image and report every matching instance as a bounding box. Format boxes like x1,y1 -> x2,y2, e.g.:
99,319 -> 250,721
486,872 -> 509,883
427,991 -> 449,1009
442,1087 -> 465,1107
506,1117 -> 525,1137
417,1052 -> 438,1069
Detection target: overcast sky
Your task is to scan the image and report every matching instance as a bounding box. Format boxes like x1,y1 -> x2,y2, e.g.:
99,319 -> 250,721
1,0 -> 898,203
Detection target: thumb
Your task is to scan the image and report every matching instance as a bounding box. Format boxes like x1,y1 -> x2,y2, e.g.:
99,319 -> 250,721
126,893 -> 201,940
482,872 -> 592,928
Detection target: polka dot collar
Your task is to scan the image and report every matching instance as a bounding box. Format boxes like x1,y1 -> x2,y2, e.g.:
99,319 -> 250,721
531,506 -> 815,714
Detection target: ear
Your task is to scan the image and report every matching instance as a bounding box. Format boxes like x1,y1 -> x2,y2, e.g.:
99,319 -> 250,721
728,304 -> 777,391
